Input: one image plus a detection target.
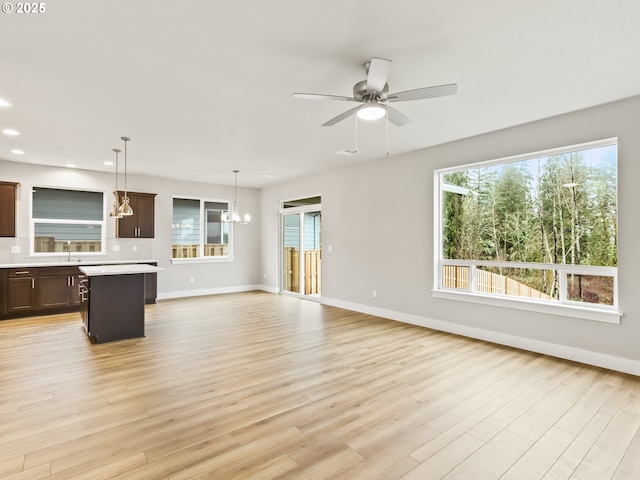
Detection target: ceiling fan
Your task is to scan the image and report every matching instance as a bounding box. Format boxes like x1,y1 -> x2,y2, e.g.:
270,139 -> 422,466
292,57 -> 457,127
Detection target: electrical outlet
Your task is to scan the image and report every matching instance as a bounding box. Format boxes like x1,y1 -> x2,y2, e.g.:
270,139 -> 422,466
372,290 -> 377,298
132,245 -> 137,252
190,277 -> 195,284
112,245 -> 120,252
10,245 -> 20,254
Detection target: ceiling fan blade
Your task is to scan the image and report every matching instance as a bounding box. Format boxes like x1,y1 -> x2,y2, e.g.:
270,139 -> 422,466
366,57 -> 392,95
387,83 -> 457,102
321,105 -> 361,126
292,93 -> 358,102
385,106 -> 411,127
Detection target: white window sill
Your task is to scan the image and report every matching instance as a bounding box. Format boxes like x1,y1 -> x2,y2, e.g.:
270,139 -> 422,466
432,288 -> 622,324
170,257 -> 234,265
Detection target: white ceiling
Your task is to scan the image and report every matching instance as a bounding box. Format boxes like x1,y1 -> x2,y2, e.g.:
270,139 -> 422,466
1,0 -> 639,188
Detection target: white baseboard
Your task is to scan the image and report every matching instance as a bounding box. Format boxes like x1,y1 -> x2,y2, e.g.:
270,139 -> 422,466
158,284 -> 265,300
321,296 -> 640,377
258,284 -> 279,294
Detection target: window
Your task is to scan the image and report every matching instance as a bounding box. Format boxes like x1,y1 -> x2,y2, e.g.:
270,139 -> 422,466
434,138 -> 619,323
31,187 -> 105,255
172,197 -> 230,260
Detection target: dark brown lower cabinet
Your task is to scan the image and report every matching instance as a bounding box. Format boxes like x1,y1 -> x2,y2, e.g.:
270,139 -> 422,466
8,277 -> 37,312
38,267 -> 81,309
1,263 -> 156,320
7,268 -> 38,313
82,273 -> 145,343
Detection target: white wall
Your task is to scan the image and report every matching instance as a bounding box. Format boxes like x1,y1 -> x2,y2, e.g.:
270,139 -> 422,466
0,161 -> 261,297
260,95 -> 640,375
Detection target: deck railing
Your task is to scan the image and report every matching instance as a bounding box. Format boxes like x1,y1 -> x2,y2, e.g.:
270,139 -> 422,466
443,265 -> 551,300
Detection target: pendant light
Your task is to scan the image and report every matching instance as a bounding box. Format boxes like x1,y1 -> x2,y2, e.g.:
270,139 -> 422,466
222,170 -> 250,224
117,136 -> 134,216
109,148 -> 122,218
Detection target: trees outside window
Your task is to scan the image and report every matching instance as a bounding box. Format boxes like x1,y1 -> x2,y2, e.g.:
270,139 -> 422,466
436,139 -> 618,316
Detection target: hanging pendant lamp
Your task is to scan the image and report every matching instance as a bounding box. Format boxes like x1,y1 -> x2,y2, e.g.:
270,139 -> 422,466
117,136 -> 134,216
109,148 -> 122,218
222,170 -> 250,224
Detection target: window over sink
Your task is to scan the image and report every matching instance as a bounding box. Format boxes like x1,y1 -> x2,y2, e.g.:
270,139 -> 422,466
31,187 -> 106,256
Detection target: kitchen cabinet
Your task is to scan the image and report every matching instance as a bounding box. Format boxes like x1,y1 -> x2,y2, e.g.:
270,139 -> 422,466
144,269 -> 157,304
7,268 -> 37,312
79,266 -> 153,343
79,264 -> 161,343
1,262 -> 157,320
38,267 -> 81,309
116,191 -> 157,238
0,181 -> 19,237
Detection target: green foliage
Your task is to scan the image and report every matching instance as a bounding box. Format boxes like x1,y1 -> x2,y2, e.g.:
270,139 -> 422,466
442,144 -> 617,296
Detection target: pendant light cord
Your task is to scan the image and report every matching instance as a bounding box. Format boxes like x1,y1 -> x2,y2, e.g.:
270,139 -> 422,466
385,110 -> 389,156
122,137 -> 129,198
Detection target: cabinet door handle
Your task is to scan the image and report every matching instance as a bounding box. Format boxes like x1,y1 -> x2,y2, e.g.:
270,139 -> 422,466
15,270 -> 30,275
31,278 -> 35,288
71,276 -> 75,287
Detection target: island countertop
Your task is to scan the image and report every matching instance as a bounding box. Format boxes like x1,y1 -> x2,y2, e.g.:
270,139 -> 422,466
79,264 -> 163,276
0,259 -> 158,269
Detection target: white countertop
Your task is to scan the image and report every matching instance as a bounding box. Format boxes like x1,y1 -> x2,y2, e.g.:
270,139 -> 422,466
0,259 -> 157,269
79,264 -> 163,276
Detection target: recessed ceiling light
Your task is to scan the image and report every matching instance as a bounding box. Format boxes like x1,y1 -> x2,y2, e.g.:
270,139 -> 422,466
11,149 -> 24,155
103,161 -> 114,166
261,173 -> 278,178
65,163 -> 76,168
0,98 -> 11,108
2,129 -> 20,136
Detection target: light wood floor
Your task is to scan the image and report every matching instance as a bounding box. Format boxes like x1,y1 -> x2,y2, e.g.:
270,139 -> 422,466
1,292 -> 640,479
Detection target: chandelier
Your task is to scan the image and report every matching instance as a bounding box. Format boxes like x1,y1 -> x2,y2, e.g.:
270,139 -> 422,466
222,170 -> 250,224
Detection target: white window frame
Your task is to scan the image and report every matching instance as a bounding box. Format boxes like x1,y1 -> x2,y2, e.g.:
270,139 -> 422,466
171,196 -> 233,264
433,138 -> 621,324
29,185 -> 107,257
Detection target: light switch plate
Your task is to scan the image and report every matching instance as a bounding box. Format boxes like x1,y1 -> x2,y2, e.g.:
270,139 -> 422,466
10,245 -> 20,254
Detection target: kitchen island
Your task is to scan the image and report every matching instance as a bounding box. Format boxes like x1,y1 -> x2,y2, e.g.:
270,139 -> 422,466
79,264 -> 162,344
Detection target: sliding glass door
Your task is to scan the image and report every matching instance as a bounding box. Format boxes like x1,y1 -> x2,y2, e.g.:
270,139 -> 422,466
281,197 -> 321,297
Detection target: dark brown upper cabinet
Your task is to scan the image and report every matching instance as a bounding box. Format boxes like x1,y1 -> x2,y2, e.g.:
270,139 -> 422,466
0,181 -> 19,237
115,191 -> 157,238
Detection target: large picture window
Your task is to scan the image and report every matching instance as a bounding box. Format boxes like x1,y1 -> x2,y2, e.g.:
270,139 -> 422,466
172,197 -> 231,260
31,187 -> 105,255
434,138 -> 618,322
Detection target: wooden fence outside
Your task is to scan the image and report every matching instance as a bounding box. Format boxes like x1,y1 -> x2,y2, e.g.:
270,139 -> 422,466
172,244 -> 229,258
34,237 -> 101,253
443,265 -> 551,300
284,247 -> 321,295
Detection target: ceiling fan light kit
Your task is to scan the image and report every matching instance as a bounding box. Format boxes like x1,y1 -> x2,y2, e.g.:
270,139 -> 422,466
357,103 -> 386,121
292,57 -> 457,127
